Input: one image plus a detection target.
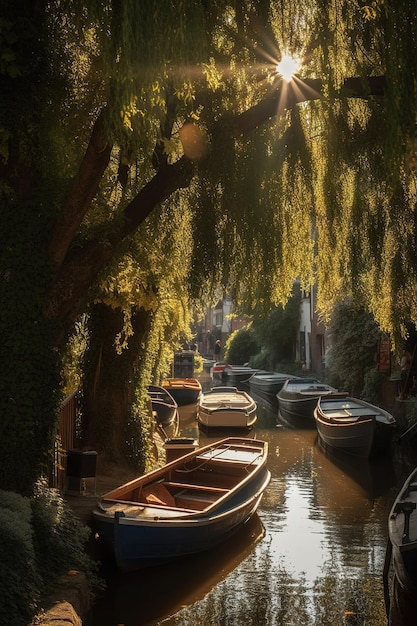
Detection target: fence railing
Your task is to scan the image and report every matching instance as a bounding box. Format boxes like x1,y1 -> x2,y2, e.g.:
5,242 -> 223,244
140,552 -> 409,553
50,391 -> 81,490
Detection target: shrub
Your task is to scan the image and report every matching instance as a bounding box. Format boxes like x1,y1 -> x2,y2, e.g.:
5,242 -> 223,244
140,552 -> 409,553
224,326 -> 261,365
0,481 -> 101,626
0,491 -> 40,625
31,480 -> 98,592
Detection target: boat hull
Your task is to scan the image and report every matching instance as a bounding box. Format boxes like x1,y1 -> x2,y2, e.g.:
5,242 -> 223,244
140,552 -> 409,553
197,387 -> 257,430
223,366 -> 259,387
92,437 -> 270,571
248,371 -> 292,397
388,467 -> 417,592
148,385 -> 179,428
314,396 -> 396,458
94,468 -> 270,571
277,378 -> 344,428
315,413 -> 375,457
162,378 -> 202,406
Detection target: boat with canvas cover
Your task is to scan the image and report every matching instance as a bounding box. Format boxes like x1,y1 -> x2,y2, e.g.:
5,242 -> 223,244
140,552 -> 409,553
197,387 -> 257,430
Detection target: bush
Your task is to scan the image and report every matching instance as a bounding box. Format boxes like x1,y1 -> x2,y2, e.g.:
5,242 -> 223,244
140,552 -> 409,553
224,326 -> 261,365
0,492 -> 39,625
361,367 -> 384,404
31,480 -> 98,592
326,300 -> 380,396
0,481 -> 101,626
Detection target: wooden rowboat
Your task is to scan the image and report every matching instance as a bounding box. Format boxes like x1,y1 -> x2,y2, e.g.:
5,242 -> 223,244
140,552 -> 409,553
92,437 -> 270,571
162,377 -> 202,406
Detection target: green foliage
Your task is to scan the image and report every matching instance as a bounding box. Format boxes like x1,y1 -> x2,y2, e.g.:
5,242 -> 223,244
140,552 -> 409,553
3,0 -> 417,498
224,325 -> 261,365
326,300 -> 381,396
361,366 -> 385,405
31,480 -> 99,589
0,492 -> 38,625
248,348 -> 270,370
0,481 -> 99,626
0,194 -> 61,494
193,353 -> 204,374
405,399 -> 417,426
251,287 -> 301,367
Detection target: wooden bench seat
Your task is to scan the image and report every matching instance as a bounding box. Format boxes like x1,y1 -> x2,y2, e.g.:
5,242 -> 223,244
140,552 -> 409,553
163,481 -> 229,493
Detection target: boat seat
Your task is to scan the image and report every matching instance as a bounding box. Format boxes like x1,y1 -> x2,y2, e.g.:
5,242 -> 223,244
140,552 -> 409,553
164,481 -> 229,494
141,483 -> 176,507
393,500 -> 416,515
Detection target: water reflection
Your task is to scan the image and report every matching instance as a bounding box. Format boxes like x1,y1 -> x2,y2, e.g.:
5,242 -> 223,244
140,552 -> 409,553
91,389 -> 415,626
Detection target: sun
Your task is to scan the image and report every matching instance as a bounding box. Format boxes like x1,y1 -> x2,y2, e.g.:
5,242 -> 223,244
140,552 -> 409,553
276,53 -> 302,82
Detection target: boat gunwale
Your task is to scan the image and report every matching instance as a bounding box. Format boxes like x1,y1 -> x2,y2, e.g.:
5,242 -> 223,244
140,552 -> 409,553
110,468 -> 272,525
98,438 -> 267,512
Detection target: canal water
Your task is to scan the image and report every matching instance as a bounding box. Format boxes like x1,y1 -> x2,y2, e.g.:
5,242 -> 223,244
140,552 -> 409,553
90,386 -> 417,626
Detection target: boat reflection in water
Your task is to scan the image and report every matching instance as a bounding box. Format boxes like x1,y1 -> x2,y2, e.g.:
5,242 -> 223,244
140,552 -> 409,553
91,513 -> 265,626
315,434 -> 397,499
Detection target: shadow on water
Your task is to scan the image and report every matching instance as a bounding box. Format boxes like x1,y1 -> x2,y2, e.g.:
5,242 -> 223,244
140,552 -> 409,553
90,513 -> 265,626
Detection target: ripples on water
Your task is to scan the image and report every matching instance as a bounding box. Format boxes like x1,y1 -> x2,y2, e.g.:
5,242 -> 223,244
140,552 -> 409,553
91,387 -> 417,626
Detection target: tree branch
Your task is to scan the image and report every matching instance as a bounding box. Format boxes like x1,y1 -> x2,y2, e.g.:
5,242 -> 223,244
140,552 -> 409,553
47,75 -> 387,333
234,76 -> 386,134
46,157 -> 194,329
48,109 -> 112,271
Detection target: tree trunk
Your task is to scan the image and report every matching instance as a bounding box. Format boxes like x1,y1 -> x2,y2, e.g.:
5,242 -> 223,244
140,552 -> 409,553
81,303 -> 154,469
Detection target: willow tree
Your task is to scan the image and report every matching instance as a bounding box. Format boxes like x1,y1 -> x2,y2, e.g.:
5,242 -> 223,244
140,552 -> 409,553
1,0 -> 417,493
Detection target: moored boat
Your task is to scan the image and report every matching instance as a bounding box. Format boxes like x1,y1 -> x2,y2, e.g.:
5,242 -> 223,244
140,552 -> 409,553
248,370 -> 292,398
314,396 -> 396,457
162,377 -> 202,406
277,378 -> 347,428
211,361 -> 228,383
222,365 -> 259,387
197,387 -> 257,430
92,437 -> 271,571
148,385 -> 179,435
388,467 -> 417,593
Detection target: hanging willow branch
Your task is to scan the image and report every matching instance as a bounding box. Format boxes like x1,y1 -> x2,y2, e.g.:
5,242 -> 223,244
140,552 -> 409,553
47,74 -> 387,327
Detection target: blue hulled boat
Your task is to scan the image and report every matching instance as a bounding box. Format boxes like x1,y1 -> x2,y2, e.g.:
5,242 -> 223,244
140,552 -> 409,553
92,437 -> 270,571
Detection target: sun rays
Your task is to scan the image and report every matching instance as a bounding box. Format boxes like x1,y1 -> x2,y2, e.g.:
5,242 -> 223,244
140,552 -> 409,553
276,52 -> 302,82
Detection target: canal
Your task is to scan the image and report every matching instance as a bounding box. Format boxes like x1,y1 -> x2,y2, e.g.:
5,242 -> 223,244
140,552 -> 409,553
90,387 -> 417,626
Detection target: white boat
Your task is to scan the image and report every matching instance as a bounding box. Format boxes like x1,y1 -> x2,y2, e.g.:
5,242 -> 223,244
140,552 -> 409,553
197,387 -> 257,430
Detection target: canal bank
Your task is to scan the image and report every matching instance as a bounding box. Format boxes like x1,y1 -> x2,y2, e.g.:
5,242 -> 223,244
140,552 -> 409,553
31,462 -> 139,626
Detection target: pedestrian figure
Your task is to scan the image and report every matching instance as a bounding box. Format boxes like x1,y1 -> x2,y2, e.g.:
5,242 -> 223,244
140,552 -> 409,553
400,347 -> 412,398
214,339 -> 221,362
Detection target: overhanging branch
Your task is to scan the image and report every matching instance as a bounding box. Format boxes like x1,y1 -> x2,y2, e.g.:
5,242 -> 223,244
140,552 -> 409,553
48,74 -> 387,331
